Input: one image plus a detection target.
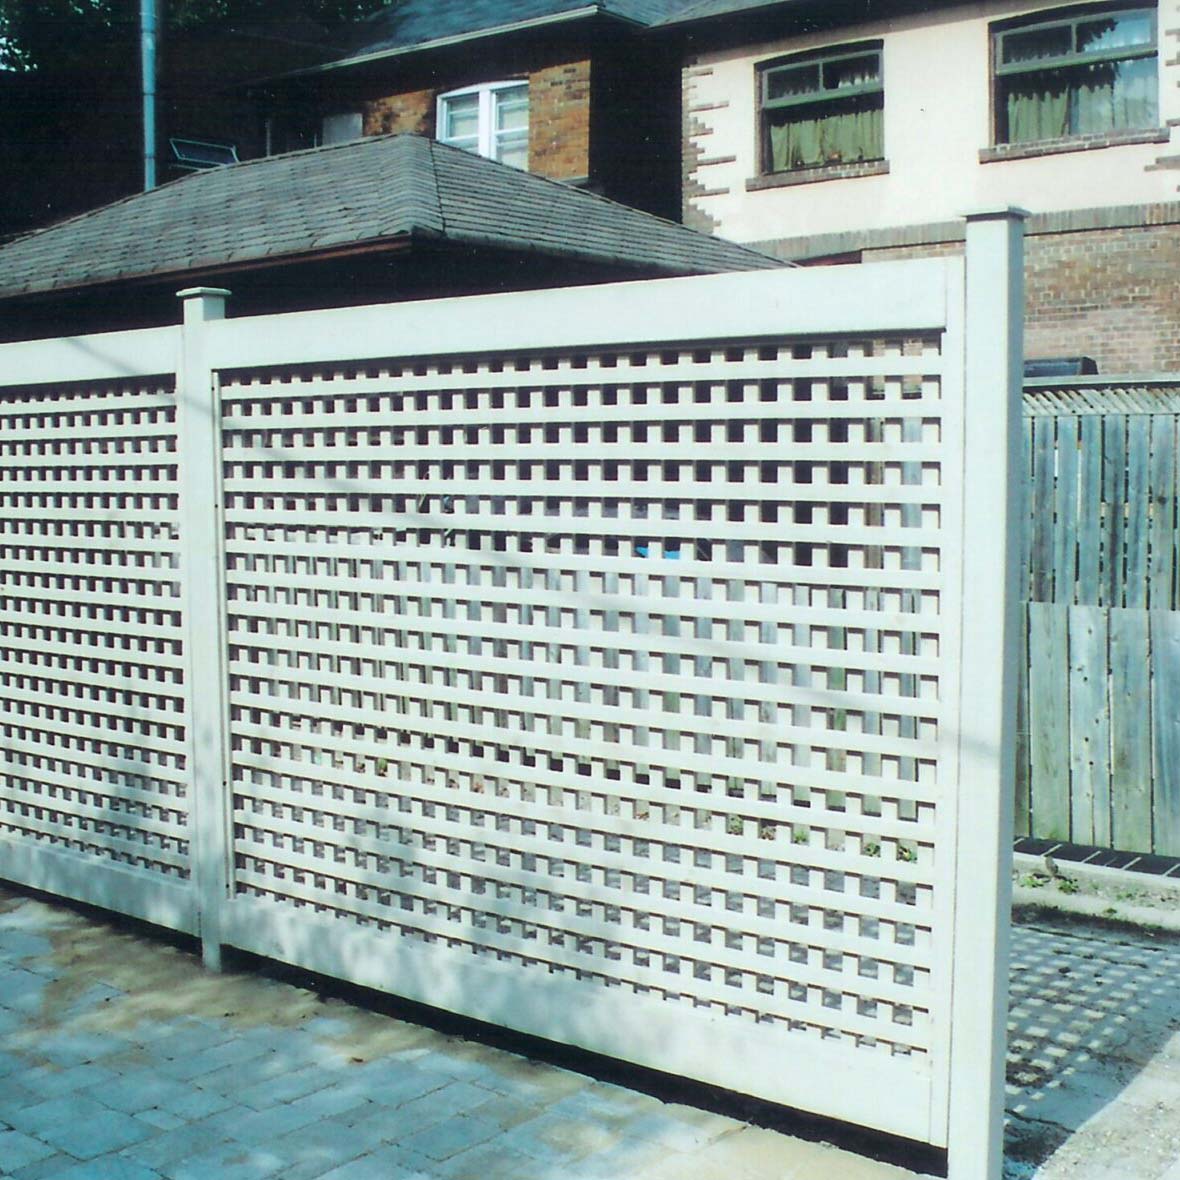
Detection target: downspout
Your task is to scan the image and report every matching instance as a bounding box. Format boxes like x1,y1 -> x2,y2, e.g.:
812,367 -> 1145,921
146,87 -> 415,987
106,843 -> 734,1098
142,0 -> 157,190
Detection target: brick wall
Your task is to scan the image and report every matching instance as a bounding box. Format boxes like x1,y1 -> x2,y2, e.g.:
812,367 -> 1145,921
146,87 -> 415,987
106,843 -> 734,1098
362,90 -> 435,138
529,60 -> 591,181
356,59 -> 591,182
868,223 -> 1180,374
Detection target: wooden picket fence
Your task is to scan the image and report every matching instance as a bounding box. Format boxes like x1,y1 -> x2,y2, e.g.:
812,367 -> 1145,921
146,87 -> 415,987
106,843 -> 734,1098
1017,379 -> 1180,856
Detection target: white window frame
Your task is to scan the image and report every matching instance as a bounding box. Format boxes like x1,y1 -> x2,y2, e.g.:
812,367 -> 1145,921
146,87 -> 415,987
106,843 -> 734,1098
436,80 -> 529,166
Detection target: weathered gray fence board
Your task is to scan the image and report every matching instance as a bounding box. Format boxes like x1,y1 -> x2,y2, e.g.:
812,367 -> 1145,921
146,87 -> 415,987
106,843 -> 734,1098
1101,415 -> 1126,609
1068,606 -> 1110,847
1123,416 -> 1150,610
1148,415 -> 1176,611
1052,415 -> 1079,605
1028,603 -> 1071,841
1022,405 -> 1180,855
1109,609 -> 1152,853
1015,602 -> 1031,836
1151,610 -> 1180,857
1030,418 -> 1056,604
1076,415 -> 1103,607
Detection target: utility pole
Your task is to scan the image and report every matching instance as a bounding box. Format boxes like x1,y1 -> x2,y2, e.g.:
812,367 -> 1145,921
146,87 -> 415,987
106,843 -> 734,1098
141,0 -> 157,190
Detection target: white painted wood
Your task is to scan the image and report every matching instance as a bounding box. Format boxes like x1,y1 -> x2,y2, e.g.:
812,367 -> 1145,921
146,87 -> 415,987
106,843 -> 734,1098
946,210 -> 1025,1180
208,260 -> 951,369
0,837 -> 198,933
0,327 -> 178,386
222,895 -> 935,1143
175,288 -> 233,970
0,256 -> 1019,1162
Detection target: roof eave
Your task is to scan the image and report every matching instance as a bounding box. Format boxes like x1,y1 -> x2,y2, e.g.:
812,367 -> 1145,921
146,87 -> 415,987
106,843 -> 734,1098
0,234 -> 417,306
656,0 -> 807,33
280,6 -> 634,80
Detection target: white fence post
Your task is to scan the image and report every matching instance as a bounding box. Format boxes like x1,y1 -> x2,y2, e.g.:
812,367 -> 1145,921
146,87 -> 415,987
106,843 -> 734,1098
176,287 -> 232,971
948,210 -> 1027,1180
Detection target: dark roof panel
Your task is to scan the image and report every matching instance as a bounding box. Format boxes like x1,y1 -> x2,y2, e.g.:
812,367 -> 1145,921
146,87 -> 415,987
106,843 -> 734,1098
0,134 -> 778,301
331,0 -> 699,62
656,0 -> 799,26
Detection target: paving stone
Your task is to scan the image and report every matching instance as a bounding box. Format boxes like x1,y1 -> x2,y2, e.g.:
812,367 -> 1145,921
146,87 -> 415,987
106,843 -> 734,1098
431,1140 -> 550,1180
265,1114 -> 375,1180
37,1108 -> 154,1160
11,1152 -> 80,1180
119,1120 -> 238,1172
155,1039 -> 274,1084
233,1065 -> 337,1111
23,1063 -> 121,1100
134,1110 -> 188,1132
96,1076 -> 196,1117
0,1052 -> 28,1080
398,1113 -> 501,1162
159,1139 -> 286,1180
315,1149 -> 436,1180
51,1160 -> 164,1180
38,1032 -> 130,1067
0,1127 -> 57,1171
205,1098 -> 329,1145
7,1095 -> 114,1136
156,1088 -> 233,1123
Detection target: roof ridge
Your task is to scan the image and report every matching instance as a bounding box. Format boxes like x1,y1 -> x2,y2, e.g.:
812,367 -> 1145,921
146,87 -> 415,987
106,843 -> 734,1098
427,136 -> 778,264
2,134 -> 410,250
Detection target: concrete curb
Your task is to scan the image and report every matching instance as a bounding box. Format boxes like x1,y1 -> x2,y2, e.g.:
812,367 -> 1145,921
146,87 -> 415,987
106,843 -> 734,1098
1012,851 -> 1180,934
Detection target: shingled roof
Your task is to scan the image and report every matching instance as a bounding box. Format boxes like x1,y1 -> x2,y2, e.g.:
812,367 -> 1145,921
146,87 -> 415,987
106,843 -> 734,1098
323,0 -> 699,67
656,0 -> 807,26
0,134 -> 778,303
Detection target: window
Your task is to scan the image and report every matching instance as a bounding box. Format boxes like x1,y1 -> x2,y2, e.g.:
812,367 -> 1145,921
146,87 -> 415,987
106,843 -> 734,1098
169,138 -> 238,171
437,82 -> 529,169
994,6 -> 1157,145
759,44 -> 883,173
321,112 -> 363,146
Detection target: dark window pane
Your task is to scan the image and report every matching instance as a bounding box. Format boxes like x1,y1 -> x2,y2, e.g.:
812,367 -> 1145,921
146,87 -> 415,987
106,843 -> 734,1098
766,63 -> 820,101
1002,24 -> 1071,64
822,53 -> 879,91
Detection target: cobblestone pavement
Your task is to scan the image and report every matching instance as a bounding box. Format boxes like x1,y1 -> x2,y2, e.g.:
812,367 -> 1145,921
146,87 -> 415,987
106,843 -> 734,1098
0,885 -> 917,1180
2,885 -> 1179,1180
1005,921 -> 1180,1180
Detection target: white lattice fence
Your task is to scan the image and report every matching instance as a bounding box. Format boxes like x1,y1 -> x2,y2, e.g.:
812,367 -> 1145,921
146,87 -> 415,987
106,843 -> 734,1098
0,328 -> 197,933
218,332 -> 949,1132
0,219 -> 1024,1179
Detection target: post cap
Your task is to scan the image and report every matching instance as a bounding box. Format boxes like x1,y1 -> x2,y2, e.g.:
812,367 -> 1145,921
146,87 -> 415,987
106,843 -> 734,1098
176,287 -> 232,301
961,207 -> 1031,223
176,287 -> 231,325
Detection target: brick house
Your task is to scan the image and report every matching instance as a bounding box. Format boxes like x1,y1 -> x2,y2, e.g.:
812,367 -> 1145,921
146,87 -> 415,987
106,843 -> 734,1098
665,0 -> 1180,374
252,0 -> 699,221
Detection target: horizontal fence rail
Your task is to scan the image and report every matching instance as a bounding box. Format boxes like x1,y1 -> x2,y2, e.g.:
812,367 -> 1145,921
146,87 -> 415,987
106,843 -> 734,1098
0,221 -> 1025,1180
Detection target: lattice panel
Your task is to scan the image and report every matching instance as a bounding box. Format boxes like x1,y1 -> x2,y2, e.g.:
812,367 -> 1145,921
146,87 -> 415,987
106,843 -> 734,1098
0,379 -> 191,879
222,337 -> 947,1063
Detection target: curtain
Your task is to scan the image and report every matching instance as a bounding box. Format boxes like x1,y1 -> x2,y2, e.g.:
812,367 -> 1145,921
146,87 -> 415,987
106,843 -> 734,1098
769,104 -> 883,171
1006,58 -> 1157,143
1006,78 -> 1070,142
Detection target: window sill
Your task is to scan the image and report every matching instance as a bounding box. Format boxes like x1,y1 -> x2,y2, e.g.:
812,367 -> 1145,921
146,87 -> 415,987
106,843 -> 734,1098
980,128 -> 1169,164
746,159 -> 889,191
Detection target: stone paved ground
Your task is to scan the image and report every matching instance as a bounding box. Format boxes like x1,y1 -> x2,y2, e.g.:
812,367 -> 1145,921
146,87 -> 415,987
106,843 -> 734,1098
1005,921 -> 1180,1180
0,886 -> 918,1180
2,885 -> 1179,1180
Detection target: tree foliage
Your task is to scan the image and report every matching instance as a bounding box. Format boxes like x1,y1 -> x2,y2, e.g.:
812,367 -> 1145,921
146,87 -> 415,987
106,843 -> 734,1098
0,0 -> 392,72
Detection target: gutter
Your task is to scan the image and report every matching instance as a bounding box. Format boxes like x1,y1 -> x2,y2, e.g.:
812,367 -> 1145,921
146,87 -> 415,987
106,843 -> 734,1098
282,7 -> 611,79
